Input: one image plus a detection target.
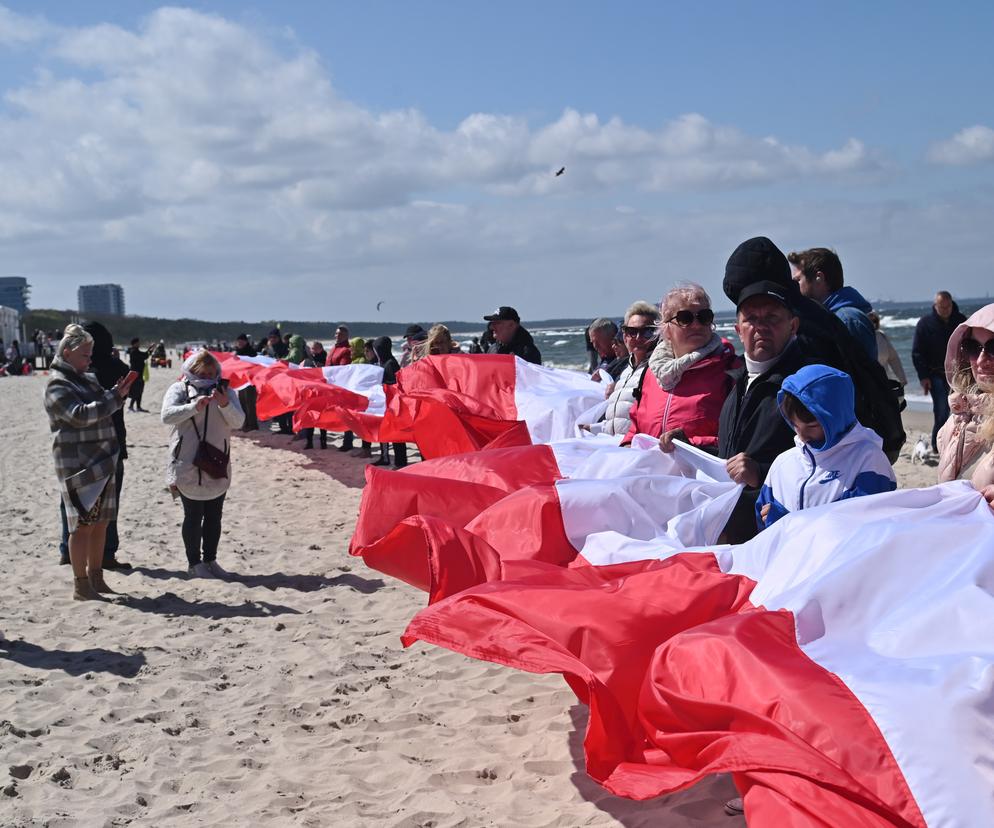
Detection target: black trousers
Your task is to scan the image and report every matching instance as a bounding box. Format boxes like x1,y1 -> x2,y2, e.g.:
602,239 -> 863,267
129,378 -> 145,407
238,386 -> 258,430
180,492 -> 226,566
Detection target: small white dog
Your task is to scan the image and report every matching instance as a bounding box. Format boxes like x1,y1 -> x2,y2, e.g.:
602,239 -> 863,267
911,434 -> 930,465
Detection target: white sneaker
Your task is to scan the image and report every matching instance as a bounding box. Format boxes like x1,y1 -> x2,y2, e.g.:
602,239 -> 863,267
205,560 -> 230,578
188,562 -> 215,579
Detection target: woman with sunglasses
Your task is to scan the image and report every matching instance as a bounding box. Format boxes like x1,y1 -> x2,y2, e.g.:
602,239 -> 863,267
579,301 -> 660,436
623,282 -> 739,449
936,303 -> 994,510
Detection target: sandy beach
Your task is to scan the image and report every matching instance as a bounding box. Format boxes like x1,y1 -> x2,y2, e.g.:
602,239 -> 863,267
1,368 -> 938,826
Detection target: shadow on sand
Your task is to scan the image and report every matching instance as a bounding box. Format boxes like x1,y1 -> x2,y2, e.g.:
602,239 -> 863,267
121,566 -> 384,594
118,591 -> 300,620
1,637 -> 146,678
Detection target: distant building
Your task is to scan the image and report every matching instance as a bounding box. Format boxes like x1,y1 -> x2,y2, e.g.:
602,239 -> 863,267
0,277 -> 30,314
78,283 -> 126,316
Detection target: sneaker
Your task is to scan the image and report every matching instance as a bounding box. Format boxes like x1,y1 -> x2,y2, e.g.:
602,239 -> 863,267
723,797 -> 744,816
188,562 -> 215,579
205,560 -> 230,578
59,549 -> 70,566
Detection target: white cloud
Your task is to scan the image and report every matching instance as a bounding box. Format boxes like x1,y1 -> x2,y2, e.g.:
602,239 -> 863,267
928,125 -> 994,165
0,5 -> 54,46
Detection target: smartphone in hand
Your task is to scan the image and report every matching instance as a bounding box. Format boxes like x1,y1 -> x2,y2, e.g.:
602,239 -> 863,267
125,370 -> 139,384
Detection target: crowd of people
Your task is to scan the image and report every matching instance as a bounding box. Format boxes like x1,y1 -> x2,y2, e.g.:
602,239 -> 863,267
40,236 -> 994,608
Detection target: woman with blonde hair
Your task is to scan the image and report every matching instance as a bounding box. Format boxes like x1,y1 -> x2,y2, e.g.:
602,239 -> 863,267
937,303 -> 994,509
45,324 -> 136,600
412,324 -> 461,362
162,349 -> 244,578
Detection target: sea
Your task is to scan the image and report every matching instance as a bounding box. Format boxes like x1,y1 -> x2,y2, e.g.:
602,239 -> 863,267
449,299 -> 991,413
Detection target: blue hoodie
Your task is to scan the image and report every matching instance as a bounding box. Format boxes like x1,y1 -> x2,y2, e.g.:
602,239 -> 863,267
823,286 -> 878,361
756,364 -> 895,529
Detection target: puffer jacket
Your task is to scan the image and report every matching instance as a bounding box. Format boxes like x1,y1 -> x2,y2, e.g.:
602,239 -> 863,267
162,381 -> 244,500
756,364 -> 896,529
623,339 -> 739,447
586,357 -> 648,436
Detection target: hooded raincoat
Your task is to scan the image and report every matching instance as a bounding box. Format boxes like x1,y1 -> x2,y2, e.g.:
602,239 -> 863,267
756,364 -> 896,528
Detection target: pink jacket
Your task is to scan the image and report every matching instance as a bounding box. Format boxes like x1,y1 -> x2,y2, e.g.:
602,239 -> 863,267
937,303 -> 994,489
622,340 -> 739,447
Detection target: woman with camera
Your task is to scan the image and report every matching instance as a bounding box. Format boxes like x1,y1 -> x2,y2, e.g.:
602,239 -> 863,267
162,350 -> 244,578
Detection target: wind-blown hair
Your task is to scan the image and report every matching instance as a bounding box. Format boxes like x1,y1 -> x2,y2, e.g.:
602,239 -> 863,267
624,300 -> 661,325
56,324 -> 93,358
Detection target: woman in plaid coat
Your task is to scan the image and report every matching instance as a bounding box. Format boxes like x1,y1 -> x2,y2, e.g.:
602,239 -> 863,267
44,325 -> 136,601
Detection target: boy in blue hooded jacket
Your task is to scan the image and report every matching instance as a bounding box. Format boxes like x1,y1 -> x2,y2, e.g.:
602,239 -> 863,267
756,364 -> 896,529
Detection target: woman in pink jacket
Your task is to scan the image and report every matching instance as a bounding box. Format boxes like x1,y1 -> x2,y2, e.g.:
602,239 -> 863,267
936,302 -> 994,510
623,282 -> 740,449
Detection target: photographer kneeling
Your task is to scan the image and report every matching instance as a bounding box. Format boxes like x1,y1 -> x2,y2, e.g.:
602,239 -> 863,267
162,350 -> 244,578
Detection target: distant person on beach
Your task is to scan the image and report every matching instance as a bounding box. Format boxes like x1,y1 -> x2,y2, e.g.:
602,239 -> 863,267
913,291 -> 967,452
126,338 -> 150,412
634,283 -> 738,447
162,350 -> 244,578
467,336 -> 483,354
233,333 -> 259,432
310,339 -> 328,367
371,336 -> 408,469
479,323 -> 495,354
483,306 -> 542,365
400,325 -> 427,368
349,336 -> 366,363
788,248 -> 877,360
337,337 -> 371,454
45,324 -> 136,600
327,326 -> 351,366
580,300 -> 660,437
756,365 -> 896,530
723,237 -> 905,463
936,303 -> 994,511
868,311 -> 907,388
264,328 -> 288,359
412,324 -> 461,362
588,318 -> 626,380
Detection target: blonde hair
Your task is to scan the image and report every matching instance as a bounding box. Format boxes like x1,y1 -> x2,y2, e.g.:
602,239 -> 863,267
185,349 -> 222,378
950,331 -> 994,447
624,300 -> 661,325
56,324 -> 93,358
660,282 -> 711,321
413,325 -> 456,362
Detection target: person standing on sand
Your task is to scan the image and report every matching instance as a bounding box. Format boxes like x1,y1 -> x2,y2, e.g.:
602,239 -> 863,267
162,350 -> 244,579
913,291 -> 967,453
45,324 -> 136,600
126,338 -> 151,411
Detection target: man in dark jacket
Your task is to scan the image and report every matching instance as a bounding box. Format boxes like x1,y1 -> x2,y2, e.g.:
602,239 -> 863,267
787,247 -> 877,360
126,338 -> 150,411
233,333 -> 259,431
483,306 -> 542,365
912,291 -> 967,451
718,282 -> 807,544
371,336 -> 407,468
58,322 -> 132,568
723,237 -> 905,463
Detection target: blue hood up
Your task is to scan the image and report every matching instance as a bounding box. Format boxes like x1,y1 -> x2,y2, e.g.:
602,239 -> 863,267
777,364 -> 856,451
824,285 -> 873,314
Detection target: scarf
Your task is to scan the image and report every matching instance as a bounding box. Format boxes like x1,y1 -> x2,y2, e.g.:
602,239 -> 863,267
649,333 -> 723,390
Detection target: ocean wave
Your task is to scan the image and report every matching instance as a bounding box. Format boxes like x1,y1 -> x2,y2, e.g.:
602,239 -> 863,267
877,316 -> 919,329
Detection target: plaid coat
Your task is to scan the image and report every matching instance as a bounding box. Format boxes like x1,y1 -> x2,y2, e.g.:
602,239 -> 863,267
44,357 -> 123,527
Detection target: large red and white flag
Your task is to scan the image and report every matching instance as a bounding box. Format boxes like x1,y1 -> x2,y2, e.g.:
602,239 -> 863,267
351,436 -> 742,602
400,481 -> 994,826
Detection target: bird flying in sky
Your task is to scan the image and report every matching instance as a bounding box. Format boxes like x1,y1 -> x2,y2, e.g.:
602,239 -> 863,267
555,166 -> 566,176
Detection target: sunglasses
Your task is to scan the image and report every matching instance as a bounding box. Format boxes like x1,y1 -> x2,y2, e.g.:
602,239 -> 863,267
666,308 -> 715,328
621,325 -> 658,339
961,337 -> 994,359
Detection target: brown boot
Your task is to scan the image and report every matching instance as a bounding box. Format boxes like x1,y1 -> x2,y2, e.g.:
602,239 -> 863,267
88,570 -> 118,595
73,577 -> 107,602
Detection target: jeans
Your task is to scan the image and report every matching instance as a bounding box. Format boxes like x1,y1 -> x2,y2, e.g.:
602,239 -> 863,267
59,459 -> 125,563
928,373 -> 950,452
180,493 -> 226,567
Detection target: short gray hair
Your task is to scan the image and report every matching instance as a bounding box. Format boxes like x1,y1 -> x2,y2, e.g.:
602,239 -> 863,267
57,324 -> 93,358
660,282 -> 711,321
588,317 -> 618,337
624,300 -> 661,325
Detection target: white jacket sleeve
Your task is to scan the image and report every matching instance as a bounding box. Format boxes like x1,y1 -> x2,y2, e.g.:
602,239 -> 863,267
216,387 -> 245,430
161,382 -> 200,426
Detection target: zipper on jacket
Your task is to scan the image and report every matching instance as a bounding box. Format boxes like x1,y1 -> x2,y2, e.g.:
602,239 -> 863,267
799,445 -> 817,509
660,392 -> 674,434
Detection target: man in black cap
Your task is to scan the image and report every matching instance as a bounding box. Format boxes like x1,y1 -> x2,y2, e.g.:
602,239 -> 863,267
483,306 -> 542,365
717,281 -> 807,543
264,327 -> 288,359
723,237 -> 904,463
400,324 -> 427,368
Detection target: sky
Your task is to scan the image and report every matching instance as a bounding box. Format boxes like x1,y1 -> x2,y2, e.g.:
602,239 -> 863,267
2,1 -> 994,322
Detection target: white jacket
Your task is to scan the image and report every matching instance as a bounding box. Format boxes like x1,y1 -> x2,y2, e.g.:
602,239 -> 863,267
162,381 -> 244,500
587,358 -> 648,436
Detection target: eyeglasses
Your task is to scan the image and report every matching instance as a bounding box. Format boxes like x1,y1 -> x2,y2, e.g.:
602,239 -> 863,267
961,337 -> 994,359
665,308 -> 714,328
621,325 -> 658,339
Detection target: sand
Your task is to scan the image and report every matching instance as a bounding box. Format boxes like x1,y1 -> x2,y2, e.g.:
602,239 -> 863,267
0,368 -> 939,826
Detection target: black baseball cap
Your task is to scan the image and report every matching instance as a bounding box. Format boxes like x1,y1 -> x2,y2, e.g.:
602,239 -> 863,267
483,306 -> 520,322
736,280 -> 793,312
403,324 -> 426,338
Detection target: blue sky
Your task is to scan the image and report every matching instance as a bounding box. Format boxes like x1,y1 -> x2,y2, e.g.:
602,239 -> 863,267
2,2 -> 993,321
